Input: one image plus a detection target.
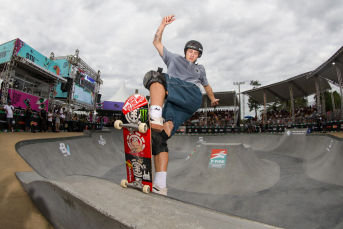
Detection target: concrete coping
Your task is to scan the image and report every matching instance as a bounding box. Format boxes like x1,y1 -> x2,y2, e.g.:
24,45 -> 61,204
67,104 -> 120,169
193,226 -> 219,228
16,172 -> 282,229
201,142 -> 251,148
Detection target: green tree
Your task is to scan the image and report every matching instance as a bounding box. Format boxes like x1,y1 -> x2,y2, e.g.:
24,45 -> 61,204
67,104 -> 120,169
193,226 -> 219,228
333,91 -> 341,109
294,97 -> 308,109
313,90 -> 341,112
247,80 -> 262,118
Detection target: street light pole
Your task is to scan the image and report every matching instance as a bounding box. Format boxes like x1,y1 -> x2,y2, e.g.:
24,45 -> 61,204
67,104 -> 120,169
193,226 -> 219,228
233,82 -> 245,122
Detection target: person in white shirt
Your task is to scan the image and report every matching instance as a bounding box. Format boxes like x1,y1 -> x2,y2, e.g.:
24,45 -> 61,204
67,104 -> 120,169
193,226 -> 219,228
60,108 -> 65,126
47,109 -> 53,132
3,101 -> 15,132
55,111 -> 60,132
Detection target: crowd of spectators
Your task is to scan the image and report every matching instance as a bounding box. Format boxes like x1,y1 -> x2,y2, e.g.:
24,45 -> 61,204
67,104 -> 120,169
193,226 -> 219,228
183,109 -> 237,127
182,105 -> 342,129
0,104 -> 111,132
1,101 -> 341,133
262,106 -> 341,126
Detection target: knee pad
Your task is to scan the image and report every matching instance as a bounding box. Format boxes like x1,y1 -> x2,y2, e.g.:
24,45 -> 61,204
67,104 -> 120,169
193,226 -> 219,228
151,130 -> 169,156
143,68 -> 167,91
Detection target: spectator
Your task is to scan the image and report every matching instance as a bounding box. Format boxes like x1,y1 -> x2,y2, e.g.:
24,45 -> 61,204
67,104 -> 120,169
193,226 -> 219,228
89,111 -> 93,122
3,101 -> 15,132
316,115 -> 322,132
39,105 -> 47,132
25,105 -> 33,132
259,122 -> 263,133
60,108 -> 65,125
72,113 -> 78,121
55,111 -> 61,132
322,116 -> 327,133
100,116 -> 104,130
47,109 -> 53,132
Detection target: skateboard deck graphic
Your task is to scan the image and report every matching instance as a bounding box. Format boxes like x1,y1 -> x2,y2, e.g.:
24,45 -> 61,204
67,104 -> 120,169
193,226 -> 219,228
114,94 -> 152,193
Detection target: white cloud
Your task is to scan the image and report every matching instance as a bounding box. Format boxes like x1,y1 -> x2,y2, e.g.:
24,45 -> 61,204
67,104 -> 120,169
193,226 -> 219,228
1,0 -> 343,110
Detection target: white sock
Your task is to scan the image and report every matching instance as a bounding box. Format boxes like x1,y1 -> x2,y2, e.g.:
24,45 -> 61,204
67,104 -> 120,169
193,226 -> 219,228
150,105 -> 162,118
154,171 -> 167,189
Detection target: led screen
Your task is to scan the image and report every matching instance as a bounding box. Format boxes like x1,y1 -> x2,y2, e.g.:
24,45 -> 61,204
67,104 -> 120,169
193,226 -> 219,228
73,70 -> 96,105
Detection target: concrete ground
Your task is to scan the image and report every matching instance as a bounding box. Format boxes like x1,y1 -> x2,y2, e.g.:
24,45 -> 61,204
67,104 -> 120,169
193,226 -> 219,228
0,132 -> 84,229
2,129 -> 343,228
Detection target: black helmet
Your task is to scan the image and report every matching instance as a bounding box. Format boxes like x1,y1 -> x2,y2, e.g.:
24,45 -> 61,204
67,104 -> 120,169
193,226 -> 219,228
184,40 -> 203,58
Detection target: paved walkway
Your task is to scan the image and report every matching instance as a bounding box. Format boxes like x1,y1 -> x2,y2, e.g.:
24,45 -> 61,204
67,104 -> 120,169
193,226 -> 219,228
0,132 -> 84,229
323,132 -> 343,138
310,131 -> 343,138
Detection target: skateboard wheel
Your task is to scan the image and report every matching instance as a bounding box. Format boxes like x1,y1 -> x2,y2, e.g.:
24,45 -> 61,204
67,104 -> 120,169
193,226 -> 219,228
142,185 -> 150,193
114,120 -> 123,130
121,179 -> 128,188
138,123 -> 147,133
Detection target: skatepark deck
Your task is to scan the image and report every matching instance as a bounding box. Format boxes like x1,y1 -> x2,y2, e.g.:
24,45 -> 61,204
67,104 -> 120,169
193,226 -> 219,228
2,128 -> 343,228
0,132 -> 84,229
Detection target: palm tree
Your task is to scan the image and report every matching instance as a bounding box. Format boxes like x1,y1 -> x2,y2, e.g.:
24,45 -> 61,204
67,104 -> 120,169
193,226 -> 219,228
247,80 -> 262,118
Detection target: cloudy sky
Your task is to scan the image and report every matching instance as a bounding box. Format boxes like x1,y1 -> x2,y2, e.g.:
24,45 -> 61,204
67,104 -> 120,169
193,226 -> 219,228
1,0 -> 343,113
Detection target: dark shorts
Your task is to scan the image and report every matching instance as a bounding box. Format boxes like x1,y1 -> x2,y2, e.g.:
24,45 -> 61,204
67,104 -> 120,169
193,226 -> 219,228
25,119 -> 31,127
163,75 -> 202,136
47,121 -> 52,127
7,118 -> 13,125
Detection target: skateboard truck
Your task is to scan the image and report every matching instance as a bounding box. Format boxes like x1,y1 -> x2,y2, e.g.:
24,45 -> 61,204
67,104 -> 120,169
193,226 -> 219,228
114,120 -> 147,134
121,178 -> 150,194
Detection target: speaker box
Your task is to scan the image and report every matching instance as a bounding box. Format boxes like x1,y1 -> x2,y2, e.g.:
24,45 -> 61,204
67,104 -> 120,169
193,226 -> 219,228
97,94 -> 102,103
61,77 -> 74,92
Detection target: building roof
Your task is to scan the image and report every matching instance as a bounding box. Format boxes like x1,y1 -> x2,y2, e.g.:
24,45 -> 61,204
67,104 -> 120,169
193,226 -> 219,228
306,46 -> 343,86
107,81 -> 130,102
242,72 -> 331,104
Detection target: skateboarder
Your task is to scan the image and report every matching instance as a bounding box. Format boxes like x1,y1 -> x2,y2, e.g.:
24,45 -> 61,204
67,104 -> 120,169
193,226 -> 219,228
143,15 -> 219,195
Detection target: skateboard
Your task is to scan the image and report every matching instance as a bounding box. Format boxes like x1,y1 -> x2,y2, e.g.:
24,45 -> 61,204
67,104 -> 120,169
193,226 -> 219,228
114,94 -> 153,193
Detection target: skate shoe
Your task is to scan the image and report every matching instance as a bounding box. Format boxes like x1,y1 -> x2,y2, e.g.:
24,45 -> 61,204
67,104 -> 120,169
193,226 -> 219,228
150,116 -> 164,132
153,184 -> 168,196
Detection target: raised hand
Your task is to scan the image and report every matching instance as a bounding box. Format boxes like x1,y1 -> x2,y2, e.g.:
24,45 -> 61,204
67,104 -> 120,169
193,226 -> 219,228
211,99 -> 220,106
162,15 -> 175,26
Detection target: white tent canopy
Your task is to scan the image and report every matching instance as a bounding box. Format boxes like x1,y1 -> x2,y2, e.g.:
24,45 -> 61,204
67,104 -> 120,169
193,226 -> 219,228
107,81 -> 130,102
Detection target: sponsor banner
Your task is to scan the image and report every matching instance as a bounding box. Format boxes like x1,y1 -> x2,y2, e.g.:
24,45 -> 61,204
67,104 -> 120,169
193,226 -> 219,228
286,129 -> 308,136
54,59 -> 72,98
0,39 -> 15,64
8,89 -> 49,111
85,75 -> 95,83
177,126 -> 186,133
209,149 -> 227,168
13,38 -> 64,76
54,59 -> 71,77
59,143 -> 70,156
102,101 -> 124,111
55,82 -> 68,98
98,135 -> 106,145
